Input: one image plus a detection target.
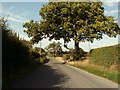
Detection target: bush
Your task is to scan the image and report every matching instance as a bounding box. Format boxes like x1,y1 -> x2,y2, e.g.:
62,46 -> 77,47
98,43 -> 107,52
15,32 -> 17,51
31,50 -> 40,59
47,53 -> 54,57
2,17 -> 46,88
63,54 -> 70,60
69,48 -> 86,60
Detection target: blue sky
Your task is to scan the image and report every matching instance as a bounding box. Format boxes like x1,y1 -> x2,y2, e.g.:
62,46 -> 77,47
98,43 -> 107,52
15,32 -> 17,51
1,1 -> 120,52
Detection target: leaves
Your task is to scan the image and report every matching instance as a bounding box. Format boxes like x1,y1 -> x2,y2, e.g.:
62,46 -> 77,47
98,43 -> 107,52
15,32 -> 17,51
23,2 -> 120,45
45,42 -> 63,56
90,44 -> 120,68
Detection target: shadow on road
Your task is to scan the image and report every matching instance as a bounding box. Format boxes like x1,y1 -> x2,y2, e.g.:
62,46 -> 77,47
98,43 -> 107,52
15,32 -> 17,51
13,64 -> 69,88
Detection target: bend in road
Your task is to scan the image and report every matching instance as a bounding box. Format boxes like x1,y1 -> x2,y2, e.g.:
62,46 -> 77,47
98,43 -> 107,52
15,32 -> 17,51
13,57 -> 118,88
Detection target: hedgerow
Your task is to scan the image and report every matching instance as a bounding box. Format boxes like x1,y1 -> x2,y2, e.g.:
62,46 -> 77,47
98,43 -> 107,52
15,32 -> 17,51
90,44 -> 119,68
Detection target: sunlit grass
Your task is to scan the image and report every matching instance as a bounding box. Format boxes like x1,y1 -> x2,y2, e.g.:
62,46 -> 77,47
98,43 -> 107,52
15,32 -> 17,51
53,56 -> 119,84
71,64 -> 119,84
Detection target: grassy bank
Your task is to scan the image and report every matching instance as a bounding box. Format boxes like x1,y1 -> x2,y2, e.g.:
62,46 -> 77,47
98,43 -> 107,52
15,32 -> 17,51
70,64 -> 119,84
54,57 -> 119,84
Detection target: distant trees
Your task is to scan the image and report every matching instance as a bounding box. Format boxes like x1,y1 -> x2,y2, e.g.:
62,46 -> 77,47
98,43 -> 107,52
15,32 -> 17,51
31,47 -> 47,61
45,42 -> 63,57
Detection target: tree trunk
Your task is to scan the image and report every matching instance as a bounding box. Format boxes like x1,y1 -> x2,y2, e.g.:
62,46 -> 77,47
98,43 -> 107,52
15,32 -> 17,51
74,41 -> 79,60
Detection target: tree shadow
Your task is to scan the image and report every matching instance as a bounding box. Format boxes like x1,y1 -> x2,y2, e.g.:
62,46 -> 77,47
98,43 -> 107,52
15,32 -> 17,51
13,64 -> 69,88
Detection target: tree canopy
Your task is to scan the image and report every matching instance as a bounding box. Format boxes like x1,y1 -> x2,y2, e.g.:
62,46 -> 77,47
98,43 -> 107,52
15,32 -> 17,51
23,2 -> 119,43
23,2 -> 120,59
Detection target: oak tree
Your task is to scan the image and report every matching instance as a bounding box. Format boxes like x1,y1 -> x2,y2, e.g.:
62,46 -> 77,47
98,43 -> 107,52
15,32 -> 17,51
23,2 -> 120,60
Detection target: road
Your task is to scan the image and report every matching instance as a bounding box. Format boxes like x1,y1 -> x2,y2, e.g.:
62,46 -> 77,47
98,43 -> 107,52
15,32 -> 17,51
13,57 -> 118,88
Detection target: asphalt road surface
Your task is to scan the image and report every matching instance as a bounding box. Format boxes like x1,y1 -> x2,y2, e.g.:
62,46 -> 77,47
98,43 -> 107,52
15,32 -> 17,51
13,57 -> 118,88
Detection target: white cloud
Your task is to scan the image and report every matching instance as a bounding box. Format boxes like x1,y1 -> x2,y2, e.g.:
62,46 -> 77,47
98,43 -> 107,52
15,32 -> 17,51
2,0 -> 49,2
104,9 -> 119,15
103,2 -> 117,7
1,6 -> 29,23
7,17 -> 28,23
9,24 -> 18,30
101,0 -> 120,2
101,0 -> 119,7
19,34 -> 31,40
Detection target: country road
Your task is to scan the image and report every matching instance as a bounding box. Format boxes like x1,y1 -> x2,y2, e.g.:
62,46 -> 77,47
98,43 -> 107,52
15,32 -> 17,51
13,57 -> 118,88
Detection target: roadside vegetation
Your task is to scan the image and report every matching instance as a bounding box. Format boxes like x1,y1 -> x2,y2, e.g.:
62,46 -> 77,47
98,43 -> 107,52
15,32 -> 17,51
45,42 -> 63,57
22,1 -> 119,68
23,2 -> 119,60
71,63 -> 119,84
45,40 -> 119,84
88,44 -> 120,84
90,44 -> 120,69
53,44 -> 119,84
1,17 -> 47,88
23,2 -> 119,84
2,1 -> 120,88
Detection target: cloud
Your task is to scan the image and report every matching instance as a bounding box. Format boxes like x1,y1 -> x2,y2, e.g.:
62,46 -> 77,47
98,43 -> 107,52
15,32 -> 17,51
101,0 -> 119,7
6,17 -> 28,23
101,0 -> 120,2
2,0 -> 49,2
9,24 -> 18,29
19,34 -> 31,40
104,9 -> 119,15
1,6 -> 29,23
103,2 -> 117,6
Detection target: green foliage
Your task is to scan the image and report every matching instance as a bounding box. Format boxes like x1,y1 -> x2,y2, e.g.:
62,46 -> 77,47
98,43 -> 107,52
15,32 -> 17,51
2,17 -> 45,88
90,44 -> 119,68
62,50 -> 69,54
69,48 -> 86,60
23,2 -> 119,60
63,54 -> 70,60
72,64 -> 119,84
2,28 -> 32,70
23,2 -> 119,44
33,47 -> 46,56
47,52 -> 54,57
45,41 -> 63,57
31,49 -> 40,59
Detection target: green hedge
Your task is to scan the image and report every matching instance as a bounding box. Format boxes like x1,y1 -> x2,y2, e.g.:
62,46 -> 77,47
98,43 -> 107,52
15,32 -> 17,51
90,44 -> 119,68
2,17 -> 46,88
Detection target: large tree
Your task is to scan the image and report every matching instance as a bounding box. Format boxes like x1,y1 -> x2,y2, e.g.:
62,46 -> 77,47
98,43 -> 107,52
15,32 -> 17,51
23,2 -> 120,59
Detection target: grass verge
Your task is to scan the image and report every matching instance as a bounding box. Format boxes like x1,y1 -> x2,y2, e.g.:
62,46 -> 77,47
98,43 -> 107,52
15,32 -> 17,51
70,64 -> 119,84
53,57 -> 119,84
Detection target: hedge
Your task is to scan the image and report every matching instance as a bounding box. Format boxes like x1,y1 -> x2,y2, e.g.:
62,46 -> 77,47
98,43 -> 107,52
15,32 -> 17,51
90,44 -> 120,68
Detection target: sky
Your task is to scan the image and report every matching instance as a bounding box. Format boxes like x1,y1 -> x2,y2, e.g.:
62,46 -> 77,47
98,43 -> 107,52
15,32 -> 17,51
1,0 -> 120,52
